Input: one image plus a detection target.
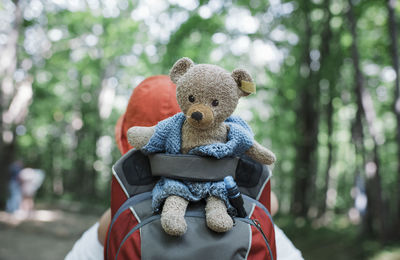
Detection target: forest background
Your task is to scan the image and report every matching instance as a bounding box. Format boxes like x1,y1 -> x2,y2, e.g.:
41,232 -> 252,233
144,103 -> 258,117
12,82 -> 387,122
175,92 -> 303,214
0,0 -> 399,259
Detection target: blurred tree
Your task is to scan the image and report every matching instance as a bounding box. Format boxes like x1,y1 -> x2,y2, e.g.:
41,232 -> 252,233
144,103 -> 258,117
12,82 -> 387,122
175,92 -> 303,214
347,0 -> 387,240
386,0 -> 400,236
0,0 -> 31,208
290,0 -> 319,217
316,0 -> 342,216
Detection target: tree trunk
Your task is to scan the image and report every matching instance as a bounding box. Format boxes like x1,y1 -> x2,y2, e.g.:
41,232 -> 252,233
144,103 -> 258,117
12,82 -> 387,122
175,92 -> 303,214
291,0 -> 319,217
321,87 -> 334,215
317,0 -> 335,216
386,0 -> 400,237
351,106 -> 373,235
348,0 -> 388,240
70,70 -> 104,200
0,0 -> 23,209
72,109 -> 101,199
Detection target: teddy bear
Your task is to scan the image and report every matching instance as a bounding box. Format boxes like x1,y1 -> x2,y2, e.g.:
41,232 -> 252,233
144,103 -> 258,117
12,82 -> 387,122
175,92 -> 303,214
127,57 -> 276,236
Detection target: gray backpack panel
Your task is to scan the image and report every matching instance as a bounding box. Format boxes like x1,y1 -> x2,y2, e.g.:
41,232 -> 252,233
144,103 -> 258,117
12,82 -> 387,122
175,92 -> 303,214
141,217 -> 250,260
133,198 -> 256,260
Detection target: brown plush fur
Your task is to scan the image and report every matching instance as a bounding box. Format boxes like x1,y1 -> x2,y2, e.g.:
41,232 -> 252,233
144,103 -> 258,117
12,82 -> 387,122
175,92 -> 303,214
205,196 -> 234,232
161,195 -> 189,236
128,57 -> 276,236
127,126 -> 155,149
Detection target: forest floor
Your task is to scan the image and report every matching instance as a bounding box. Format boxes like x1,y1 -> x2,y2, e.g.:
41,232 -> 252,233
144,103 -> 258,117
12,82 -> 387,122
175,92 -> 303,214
276,216 -> 400,260
0,203 -> 101,260
0,204 -> 399,260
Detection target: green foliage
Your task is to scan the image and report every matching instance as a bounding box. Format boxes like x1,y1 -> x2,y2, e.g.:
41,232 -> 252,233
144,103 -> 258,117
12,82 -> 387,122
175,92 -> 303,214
162,14 -> 223,67
277,214 -> 400,259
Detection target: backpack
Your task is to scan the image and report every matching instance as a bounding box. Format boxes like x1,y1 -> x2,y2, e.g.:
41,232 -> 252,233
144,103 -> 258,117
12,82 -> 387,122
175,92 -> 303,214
105,149 -> 277,260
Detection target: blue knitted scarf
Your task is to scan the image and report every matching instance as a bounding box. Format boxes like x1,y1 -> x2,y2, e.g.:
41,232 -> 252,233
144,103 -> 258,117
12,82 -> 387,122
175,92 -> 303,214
142,112 -> 254,157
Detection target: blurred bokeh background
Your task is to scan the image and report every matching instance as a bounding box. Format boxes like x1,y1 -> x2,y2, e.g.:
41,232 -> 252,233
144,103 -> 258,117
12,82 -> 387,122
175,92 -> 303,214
0,0 -> 399,259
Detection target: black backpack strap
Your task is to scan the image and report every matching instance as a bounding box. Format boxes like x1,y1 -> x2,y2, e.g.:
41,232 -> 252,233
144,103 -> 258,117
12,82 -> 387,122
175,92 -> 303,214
112,149 -> 271,199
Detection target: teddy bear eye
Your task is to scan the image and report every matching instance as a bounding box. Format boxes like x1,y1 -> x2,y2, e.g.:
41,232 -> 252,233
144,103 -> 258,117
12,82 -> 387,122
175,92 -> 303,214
188,95 -> 195,102
212,99 -> 219,106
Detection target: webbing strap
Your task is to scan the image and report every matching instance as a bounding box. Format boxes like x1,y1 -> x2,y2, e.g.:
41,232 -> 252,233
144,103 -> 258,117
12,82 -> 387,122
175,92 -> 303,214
148,153 -> 239,181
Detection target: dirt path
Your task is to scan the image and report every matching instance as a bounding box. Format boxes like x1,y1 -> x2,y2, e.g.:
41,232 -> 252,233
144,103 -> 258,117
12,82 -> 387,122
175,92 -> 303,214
0,207 -> 100,260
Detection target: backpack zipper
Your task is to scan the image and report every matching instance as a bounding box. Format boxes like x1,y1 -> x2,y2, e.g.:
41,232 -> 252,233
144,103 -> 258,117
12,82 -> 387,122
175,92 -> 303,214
236,217 -> 274,260
242,194 -> 274,225
252,219 -> 270,245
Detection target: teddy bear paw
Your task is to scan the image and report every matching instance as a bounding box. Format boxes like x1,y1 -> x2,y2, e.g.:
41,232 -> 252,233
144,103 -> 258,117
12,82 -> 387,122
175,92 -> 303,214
206,209 -> 233,233
161,213 -> 187,236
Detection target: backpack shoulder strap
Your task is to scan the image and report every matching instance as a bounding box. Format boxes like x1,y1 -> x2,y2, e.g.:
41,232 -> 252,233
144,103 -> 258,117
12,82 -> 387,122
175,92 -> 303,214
235,154 -> 272,201
112,149 -> 156,198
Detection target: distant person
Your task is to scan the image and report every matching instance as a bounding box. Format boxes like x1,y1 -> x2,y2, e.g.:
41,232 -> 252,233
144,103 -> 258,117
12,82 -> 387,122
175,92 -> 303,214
6,160 -> 23,213
18,168 -> 45,213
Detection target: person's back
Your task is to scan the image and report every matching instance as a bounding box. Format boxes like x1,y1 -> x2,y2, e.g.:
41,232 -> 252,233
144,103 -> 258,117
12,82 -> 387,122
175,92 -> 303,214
65,75 -> 303,260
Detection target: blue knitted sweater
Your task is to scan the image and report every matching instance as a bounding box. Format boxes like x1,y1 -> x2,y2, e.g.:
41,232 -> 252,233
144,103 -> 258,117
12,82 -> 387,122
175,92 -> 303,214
142,112 -> 254,157
142,112 -> 254,214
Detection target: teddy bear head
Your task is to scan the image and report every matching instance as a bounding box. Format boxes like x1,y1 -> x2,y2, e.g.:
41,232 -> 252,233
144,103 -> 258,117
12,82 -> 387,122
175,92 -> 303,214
170,57 -> 255,130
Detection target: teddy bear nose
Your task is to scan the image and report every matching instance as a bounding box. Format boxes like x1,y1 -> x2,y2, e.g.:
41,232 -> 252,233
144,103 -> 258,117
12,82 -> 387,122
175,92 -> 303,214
191,111 -> 203,121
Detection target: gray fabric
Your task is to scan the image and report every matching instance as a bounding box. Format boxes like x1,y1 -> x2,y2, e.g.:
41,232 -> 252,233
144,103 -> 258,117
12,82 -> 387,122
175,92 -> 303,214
111,196 -> 275,260
140,199 -> 254,260
149,153 -> 239,181
131,198 -> 155,221
141,218 -> 250,260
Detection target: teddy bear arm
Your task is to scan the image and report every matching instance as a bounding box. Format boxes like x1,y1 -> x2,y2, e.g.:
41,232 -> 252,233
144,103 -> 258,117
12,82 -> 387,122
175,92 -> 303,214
245,141 -> 276,165
127,126 -> 155,149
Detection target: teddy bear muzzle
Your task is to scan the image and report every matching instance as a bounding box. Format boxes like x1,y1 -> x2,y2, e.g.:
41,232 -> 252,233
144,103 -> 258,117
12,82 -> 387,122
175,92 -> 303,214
187,104 -> 214,129
191,111 -> 203,121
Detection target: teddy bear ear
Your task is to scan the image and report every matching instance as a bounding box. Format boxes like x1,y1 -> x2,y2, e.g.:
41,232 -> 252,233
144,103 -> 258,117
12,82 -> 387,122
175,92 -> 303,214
170,57 -> 195,84
231,69 -> 256,97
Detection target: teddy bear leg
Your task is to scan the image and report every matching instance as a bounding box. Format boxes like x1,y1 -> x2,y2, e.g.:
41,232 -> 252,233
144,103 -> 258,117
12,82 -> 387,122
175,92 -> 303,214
205,196 -> 233,233
161,195 -> 189,236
